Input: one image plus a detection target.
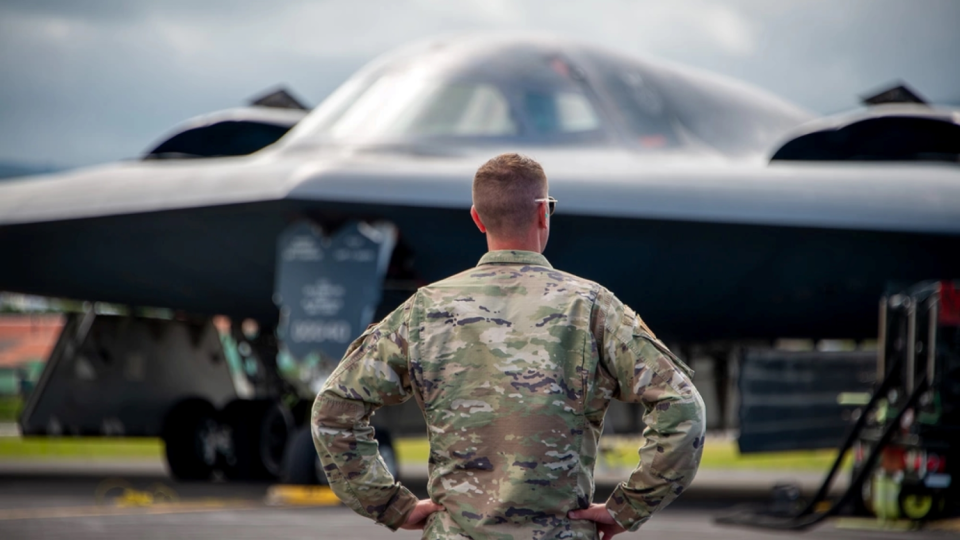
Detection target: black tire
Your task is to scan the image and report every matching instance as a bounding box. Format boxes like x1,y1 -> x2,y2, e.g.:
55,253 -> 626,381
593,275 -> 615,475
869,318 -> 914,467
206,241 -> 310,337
220,399 -> 294,481
281,426 -> 328,485
849,463 -> 875,516
162,398 -> 218,481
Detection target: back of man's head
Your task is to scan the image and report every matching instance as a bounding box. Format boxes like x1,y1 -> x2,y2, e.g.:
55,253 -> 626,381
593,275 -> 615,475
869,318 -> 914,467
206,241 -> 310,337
472,153 -> 548,239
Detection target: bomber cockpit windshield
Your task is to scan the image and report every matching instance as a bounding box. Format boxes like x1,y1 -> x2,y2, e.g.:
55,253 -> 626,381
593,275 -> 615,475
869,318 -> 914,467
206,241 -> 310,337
286,45 -> 608,146
282,36 -> 809,155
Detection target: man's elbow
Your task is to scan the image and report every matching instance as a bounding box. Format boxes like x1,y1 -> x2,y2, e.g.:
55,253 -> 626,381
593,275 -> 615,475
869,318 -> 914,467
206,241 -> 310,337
689,387 -> 706,436
657,390 -> 706,464
679,389 -> 707,472
312,393 -> 371,439
311,394 -> 349,444
311,391 -> 332,430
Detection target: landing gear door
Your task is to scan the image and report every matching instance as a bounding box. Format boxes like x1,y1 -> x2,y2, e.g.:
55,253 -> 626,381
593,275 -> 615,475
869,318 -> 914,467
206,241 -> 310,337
274,220 -> 397,389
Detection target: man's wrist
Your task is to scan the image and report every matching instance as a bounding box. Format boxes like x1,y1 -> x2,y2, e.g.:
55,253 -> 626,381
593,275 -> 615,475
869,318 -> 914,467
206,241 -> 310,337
378,484 -> 419,531
604,484 -> 650,532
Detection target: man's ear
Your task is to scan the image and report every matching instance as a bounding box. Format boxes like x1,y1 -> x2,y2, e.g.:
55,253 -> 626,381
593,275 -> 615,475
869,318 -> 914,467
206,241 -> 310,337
537,201 -> 549,230
470,206 -> 487,233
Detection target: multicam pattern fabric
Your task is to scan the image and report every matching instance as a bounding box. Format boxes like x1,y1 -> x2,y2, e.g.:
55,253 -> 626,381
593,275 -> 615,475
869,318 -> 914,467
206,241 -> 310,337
313,250 -> 705,539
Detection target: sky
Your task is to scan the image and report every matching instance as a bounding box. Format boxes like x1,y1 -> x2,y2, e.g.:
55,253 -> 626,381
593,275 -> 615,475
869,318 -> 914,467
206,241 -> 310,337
1,0 -> 958,169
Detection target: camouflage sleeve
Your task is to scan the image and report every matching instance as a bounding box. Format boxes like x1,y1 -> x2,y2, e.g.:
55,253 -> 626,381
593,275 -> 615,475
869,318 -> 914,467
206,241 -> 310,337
594,288 -> 706,531
311,297 -> 418,531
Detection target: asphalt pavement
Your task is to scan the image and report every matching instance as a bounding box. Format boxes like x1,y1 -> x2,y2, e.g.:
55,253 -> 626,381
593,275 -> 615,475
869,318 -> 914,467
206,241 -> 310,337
0,460 -> 954,539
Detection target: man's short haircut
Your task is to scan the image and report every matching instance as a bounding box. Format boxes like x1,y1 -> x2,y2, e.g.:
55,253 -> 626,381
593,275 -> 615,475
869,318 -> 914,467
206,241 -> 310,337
472,153 -> 548,237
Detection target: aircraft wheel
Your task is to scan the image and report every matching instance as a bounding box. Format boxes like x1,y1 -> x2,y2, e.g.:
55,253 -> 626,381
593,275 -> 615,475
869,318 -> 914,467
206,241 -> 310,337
281,426 -> 328,485
898,485 -> 945,521
221,399 -> 294,481
162,398 -> 219,481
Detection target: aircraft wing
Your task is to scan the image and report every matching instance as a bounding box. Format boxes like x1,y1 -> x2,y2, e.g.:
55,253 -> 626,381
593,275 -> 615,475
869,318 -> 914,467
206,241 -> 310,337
285,149 -> 960,235
3,148 -> 960,236
0,153 -> 298,225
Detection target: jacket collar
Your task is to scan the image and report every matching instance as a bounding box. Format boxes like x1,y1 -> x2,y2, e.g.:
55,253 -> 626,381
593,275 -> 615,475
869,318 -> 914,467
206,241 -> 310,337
477,250 -> 553,268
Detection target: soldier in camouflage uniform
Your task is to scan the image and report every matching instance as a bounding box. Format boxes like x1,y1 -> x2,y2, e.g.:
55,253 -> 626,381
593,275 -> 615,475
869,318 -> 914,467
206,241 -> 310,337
313,153 -> 706,539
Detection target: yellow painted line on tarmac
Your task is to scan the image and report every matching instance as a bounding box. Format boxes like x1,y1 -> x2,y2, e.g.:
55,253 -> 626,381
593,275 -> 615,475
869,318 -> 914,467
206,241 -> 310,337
927,518 -> 960,532
835,516 -> 960,533
266,485 -> 341,507
0,499 -> 261,522
0,485 -> 341,521
834,517 -> 918,531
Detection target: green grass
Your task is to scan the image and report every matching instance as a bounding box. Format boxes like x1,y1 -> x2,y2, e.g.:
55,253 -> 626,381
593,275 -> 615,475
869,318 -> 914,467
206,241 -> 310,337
600,436 -> 850,471
396,437 -> 430,465
0,396 -> 22,423
0,437 -> 163,460
395,436 -> 848,472
0,434 -> 848,472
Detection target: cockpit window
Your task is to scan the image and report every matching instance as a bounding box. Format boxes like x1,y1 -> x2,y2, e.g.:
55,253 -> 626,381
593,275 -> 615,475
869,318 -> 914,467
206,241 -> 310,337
523,91 -> 601,134
584,52 -> 679,148
285,69 -> 605,144
601,70 -> 678,147
301,75 -> 517,140
405,84 -> 516,136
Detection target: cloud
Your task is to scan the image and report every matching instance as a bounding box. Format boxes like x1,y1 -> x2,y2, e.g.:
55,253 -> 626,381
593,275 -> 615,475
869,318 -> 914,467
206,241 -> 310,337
0,0 -> 957,167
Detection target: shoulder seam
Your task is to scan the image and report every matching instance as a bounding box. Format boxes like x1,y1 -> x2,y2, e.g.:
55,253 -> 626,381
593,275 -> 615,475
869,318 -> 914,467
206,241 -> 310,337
589,283 -> 606,350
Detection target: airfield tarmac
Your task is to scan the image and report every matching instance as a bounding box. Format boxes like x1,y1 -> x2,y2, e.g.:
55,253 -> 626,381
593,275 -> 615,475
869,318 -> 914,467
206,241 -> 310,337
0,461 -> 952,539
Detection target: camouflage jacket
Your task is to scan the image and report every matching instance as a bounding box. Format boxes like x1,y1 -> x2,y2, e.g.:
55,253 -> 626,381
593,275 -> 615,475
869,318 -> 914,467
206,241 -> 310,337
313,250 -> 705,539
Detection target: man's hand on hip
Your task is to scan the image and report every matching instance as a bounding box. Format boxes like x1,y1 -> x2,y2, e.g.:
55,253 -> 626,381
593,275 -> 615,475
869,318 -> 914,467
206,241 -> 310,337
400,499 -> 443,530
569,504 -> 627,539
